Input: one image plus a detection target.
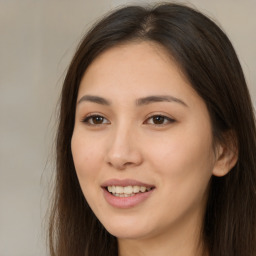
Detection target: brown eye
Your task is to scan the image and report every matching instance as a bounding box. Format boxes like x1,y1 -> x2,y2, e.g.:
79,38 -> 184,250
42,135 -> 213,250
152,116 -> 165,124
82,115 -> 110,125
92,116 -> 104,124
145,115 -> 175,125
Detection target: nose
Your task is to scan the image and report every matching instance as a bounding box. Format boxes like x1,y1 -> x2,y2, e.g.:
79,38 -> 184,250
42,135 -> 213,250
105,126 -> 143,170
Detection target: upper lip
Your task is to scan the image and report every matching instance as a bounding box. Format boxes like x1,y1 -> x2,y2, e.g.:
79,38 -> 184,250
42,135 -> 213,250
101,179 -> 155,188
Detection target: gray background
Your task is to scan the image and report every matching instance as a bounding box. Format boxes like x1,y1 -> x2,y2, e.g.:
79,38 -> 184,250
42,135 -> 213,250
0,1 -> 255,255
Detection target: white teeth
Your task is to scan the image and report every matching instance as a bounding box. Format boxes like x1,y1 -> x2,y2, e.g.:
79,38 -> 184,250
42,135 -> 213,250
116,186 -> 124,193
107,185 -> 152,196
123,186 -> 133,194
140,186 -> 146,192
113,193 -> 136,197
134,186 -> 140,193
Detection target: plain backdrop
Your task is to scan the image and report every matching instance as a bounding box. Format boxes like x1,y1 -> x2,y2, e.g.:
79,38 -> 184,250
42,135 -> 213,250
0,1 -> 255,255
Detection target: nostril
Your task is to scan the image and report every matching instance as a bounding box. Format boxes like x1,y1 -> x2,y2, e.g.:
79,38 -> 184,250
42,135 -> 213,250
107,160 -> 131,170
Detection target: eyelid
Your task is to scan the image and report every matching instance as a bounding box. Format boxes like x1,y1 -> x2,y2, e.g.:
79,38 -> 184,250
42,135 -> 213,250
143,113 -> 176,126
81,113 -> 110,125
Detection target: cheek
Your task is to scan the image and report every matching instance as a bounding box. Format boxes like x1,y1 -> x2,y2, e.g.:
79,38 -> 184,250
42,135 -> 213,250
143,134 -> 213,229
71,131 -> 103,190
71,131 -> 107,215
146,124 -> 214,201
148,127 -> 213,171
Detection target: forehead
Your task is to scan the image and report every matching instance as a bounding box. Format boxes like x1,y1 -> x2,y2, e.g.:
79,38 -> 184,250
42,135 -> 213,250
78,41 -> 199,107
82,42 -> 178,81
83,41 -> 182,78
90,41 -> 173,65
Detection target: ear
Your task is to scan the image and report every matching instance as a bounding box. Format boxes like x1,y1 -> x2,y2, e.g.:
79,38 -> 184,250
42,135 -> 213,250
212,131 -> 238,177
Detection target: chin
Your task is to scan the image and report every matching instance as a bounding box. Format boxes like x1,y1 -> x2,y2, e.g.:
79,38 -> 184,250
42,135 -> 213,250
107,228 -> 149,240
102,218 -> 154,240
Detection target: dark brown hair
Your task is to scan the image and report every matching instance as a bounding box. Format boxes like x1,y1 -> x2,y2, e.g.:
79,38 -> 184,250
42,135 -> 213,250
48,3 -> 256,256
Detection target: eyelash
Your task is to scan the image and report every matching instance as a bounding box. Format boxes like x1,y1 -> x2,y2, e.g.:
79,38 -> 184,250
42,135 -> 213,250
144,115 -> 175,125
82,114 -> 110,126
81,114 -> 175,126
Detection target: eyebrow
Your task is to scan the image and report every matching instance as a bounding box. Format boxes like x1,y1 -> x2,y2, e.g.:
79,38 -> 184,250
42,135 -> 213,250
77,94 -> 188,107
77,95 -> 111,105
136,95 -> 188,107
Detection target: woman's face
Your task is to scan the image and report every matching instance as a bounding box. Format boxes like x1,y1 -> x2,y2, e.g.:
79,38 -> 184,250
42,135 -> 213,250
71,41 -> 219,241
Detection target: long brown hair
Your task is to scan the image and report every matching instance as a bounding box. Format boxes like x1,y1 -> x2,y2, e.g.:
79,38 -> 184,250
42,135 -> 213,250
48,3 -> 256,256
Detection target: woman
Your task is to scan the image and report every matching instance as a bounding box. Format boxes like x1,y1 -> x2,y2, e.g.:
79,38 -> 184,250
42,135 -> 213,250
48,3 -> 256,256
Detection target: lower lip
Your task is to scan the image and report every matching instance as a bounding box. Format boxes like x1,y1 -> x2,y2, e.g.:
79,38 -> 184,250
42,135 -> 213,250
102,188 -> 154,209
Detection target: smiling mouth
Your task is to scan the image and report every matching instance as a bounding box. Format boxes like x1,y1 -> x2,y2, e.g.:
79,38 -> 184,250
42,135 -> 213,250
106,185 -> 154,197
